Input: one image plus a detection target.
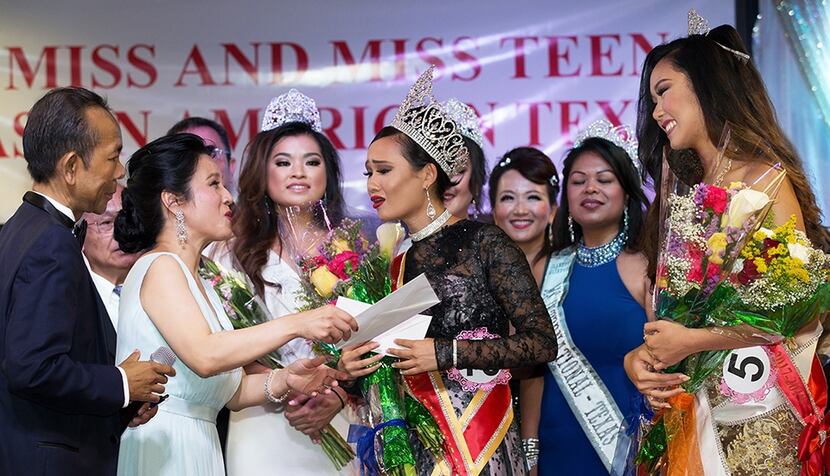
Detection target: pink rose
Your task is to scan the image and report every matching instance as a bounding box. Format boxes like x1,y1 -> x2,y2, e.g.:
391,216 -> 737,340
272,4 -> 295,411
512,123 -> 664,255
327,251 -> 360,280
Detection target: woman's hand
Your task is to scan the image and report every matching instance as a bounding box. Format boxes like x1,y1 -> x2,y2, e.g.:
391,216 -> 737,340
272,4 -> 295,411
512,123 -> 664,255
284,391 -> 343,443
284,356 -> 347,399
643,320 -> 701,368
388,338 -> 438,375
624,344 -> 688,409
337,341 -> 384,379
290,305 -> 359,344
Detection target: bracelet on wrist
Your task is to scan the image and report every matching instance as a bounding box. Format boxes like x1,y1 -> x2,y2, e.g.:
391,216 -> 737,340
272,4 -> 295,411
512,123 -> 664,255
523,437 -> 540,469
332,387 -> 346,410
264,368 -> 290,404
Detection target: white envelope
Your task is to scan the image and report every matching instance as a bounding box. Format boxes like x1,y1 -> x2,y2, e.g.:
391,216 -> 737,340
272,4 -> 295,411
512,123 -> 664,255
335,273 -> 439,353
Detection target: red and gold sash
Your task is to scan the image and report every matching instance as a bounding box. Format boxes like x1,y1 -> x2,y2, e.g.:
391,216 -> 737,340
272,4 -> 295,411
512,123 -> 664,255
769,344 -> 830,476
391,251 -> 514,476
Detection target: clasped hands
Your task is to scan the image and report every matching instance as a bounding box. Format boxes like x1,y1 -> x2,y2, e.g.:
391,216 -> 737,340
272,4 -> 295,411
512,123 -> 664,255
627,320 -> 699,409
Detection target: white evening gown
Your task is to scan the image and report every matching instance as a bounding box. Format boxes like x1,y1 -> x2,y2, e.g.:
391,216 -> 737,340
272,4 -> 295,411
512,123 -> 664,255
214,247 -> 352,476
116,252 -> 242,476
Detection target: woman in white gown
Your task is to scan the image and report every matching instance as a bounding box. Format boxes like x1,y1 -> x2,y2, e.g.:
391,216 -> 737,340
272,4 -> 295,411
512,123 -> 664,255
216,90 -> 353,475
112,133 -> 357,476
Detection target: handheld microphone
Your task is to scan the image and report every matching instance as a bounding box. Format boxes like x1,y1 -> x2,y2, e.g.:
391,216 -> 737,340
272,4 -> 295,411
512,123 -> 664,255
120,346 -> 177,432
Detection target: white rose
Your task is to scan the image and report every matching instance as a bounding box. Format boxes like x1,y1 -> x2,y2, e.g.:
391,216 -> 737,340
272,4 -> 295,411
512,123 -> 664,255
787,242 -> 811,263
721,189 -> 771,229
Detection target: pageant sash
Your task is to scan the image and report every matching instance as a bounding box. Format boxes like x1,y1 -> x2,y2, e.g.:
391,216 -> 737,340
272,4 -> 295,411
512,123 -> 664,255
541,249 -> 625,471
404,372 -> 513,476
392,251 -> 513,476
770,339 -> 830,476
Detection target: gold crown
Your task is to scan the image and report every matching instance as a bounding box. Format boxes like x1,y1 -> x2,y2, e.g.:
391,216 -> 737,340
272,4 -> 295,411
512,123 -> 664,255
390,65 -> 469,177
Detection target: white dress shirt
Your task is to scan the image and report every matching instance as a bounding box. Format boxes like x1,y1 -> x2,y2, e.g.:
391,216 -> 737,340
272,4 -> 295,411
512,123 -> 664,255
34,191 -> 130,408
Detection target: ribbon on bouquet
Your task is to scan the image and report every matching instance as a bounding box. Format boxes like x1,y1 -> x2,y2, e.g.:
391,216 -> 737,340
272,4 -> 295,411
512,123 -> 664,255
769,344 -> 830,476
348,419 -> 407,476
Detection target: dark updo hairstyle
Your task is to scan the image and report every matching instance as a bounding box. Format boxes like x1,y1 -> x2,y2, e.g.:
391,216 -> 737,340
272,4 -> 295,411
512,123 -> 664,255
551,137 -> 648,253
463,135 -> 488,214
637,24 -> 830,278
488,147 -> 559,264
233,121 -> 345,296
115,133 -> 211,253
370,126 -> 454,197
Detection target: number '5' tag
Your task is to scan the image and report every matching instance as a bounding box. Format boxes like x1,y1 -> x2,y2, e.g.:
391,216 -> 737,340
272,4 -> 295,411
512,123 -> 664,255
719,346 -> 777,403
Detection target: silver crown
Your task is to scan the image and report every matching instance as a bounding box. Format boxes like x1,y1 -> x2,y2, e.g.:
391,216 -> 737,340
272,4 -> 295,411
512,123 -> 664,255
688,8 -> 710,36
573,119 -> 641,176
390,65 -> 469,177
261,89 -> 322,132
688,9 -> 750,62
443,98 -> 484,148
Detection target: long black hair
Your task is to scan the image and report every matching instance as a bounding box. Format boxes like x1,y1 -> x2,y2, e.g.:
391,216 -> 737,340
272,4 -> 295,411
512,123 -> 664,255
551,137 -> 648,253
637,24 -> 830,277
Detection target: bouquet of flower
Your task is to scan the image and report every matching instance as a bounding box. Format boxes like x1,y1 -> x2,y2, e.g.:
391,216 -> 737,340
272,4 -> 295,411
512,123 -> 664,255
635,150 -> 830,471
294,218 -> 443,476
199,257 -> 356,470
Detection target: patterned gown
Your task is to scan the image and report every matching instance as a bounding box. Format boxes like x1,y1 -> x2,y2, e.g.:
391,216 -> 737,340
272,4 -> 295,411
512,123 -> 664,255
401,220 -> 558,475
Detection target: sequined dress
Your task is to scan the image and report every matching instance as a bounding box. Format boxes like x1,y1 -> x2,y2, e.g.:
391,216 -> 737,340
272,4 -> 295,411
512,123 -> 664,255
401,220 -> 558,475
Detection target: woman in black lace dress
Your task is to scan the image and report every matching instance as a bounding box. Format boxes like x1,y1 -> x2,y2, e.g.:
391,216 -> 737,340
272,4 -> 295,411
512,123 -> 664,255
339,66 -> 557,476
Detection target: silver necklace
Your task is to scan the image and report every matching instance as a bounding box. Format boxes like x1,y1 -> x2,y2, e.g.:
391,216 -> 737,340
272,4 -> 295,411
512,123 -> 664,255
576,229 -> 627,267
411,209 -> 452,242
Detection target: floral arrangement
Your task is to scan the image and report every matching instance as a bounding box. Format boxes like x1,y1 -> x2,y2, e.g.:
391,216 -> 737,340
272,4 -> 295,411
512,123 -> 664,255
199,258 -> 355,470
297,220 -> 443,476
636,169 -> 830,471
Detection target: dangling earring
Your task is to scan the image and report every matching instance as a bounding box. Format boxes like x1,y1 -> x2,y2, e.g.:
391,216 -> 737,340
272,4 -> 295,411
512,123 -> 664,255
174,209 -> 188,245
622,206 -> 630,235
470,199 -> 479,221
425,189 -> 437,221
568,215 -> 575,243
547,223 -> 554,245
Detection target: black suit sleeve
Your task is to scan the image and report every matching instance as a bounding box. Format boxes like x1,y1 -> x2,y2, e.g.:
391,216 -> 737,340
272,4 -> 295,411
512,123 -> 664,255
4,227 -> 124,415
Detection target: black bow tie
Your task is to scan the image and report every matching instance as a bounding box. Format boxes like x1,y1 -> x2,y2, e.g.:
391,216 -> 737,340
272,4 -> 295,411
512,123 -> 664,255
73,219 -> 87,246
22,192 -> 86,246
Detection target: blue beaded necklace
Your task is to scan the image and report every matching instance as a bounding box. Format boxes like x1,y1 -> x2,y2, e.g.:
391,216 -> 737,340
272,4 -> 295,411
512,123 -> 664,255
576,227 -> 627,268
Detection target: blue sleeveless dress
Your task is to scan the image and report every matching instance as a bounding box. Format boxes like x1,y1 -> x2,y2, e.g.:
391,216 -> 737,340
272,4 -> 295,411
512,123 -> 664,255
538,259 -> 646,475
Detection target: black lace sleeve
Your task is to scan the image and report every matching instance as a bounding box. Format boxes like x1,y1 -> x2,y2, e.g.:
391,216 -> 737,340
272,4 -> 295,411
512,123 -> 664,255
433,226 -> 558,370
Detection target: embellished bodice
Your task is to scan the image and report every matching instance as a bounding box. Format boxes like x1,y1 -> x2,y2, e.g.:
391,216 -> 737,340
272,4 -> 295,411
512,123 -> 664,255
403,220 -> 557,370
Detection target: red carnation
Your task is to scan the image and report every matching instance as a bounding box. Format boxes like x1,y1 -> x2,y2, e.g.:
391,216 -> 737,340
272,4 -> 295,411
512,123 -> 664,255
327,251 -> 360,280
703,185 -> 728,214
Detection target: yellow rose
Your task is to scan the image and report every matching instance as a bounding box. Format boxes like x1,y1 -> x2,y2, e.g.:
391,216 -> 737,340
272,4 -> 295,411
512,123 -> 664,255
310,266 -> 340,298
331,239 -> 352,254
376,222 -> 405,259
721,188 -> 771,229
707,232 -> 728,265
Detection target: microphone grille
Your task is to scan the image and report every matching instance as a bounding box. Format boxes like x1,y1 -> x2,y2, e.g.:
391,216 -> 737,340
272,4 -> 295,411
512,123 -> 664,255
150,346 -> 177,366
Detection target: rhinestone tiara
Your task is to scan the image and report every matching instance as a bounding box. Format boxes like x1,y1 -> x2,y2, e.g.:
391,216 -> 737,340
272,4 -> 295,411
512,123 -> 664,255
261,89 -> 322,132
443,98 -> 484,148
390,65 -> 469,177
572,119 -> 641,176
688,9 -> 750,62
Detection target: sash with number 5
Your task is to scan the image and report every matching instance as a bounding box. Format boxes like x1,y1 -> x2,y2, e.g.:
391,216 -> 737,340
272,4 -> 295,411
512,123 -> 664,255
540,249 -> 624,471
392,253 -> 515,476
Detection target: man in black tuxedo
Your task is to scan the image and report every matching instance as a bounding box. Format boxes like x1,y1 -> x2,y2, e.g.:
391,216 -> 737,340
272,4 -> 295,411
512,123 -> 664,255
0,87 -> 175,476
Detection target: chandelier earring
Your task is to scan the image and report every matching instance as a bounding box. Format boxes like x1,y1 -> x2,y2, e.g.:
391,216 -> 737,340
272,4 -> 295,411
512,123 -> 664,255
568,215 -> 576,243
426,188 -> 437,221
622,205 -> 630,235
470,199 -> 479,221
174,209 -> 188,246
548,222 -> 554,245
